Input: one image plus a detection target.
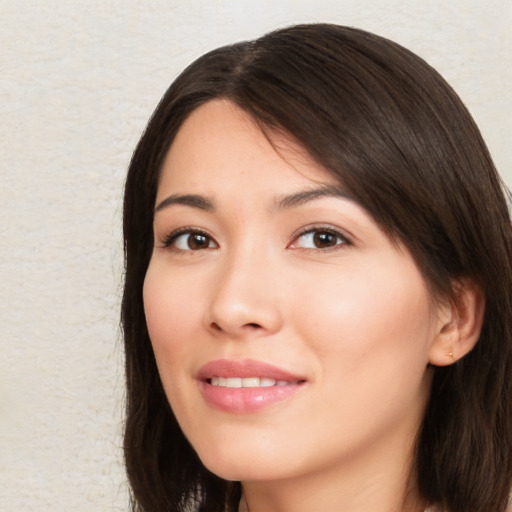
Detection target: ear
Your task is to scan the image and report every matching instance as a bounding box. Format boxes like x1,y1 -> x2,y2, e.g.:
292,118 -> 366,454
429,278 -> 485,367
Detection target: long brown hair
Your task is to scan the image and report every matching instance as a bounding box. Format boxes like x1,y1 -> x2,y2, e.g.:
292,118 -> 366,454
122,24 -> 512,511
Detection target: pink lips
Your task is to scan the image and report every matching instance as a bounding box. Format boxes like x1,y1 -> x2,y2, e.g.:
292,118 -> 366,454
197,359 -> 306,414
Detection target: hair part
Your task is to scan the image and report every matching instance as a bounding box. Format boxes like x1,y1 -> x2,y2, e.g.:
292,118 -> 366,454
122,23 -> 512,511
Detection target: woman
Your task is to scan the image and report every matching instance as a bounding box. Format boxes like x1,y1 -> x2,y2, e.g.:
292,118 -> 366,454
122,24 -> 512,512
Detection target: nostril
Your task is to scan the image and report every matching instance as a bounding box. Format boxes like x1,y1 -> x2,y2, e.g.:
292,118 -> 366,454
209,322 -> 264,337
211,322 -> 222,331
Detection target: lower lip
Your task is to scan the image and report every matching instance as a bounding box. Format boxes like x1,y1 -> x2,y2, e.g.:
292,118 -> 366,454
200,381 -> 304,413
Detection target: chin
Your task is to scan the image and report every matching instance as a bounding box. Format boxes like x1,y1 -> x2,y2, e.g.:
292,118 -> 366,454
200,456 -> 265,482
197,447 -> 288,482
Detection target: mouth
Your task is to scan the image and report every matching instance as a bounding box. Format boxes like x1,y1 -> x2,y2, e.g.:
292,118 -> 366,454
208,376 -> 303,388
198,359 -> 307,413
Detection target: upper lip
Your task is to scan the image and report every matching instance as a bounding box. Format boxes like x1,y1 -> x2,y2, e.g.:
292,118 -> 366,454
197,359 -> 306,382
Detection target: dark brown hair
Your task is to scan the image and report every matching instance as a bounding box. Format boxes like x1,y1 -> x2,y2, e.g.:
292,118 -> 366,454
122,23 -> 512,512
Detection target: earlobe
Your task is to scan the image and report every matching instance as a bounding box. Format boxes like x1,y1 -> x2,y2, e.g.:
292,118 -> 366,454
428,278 -> 485,367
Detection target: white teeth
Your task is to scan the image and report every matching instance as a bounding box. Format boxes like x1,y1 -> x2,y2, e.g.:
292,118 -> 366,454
226,377 -> 242,388
242,377 -> 260,387
209,376 -> 294,388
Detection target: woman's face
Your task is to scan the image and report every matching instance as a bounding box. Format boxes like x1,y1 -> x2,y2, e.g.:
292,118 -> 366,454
144,99 -> 444,484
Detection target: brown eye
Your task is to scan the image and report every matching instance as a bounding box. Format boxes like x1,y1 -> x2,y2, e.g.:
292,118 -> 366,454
291,228 -> 349,250
187,233 -> 211,250
312,231 -> 338,248
165,230 -> 217,251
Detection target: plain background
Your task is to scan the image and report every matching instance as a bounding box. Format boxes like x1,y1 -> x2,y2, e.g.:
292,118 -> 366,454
1,1 -> 510,510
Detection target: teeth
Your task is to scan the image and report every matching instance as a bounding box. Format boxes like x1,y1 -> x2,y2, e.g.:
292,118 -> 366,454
242,377 -> 261,387
226,377 -> 242,388
209,377 -> 296,388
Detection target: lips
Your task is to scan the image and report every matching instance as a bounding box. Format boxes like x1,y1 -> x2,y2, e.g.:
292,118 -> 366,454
197,359 -> 306,413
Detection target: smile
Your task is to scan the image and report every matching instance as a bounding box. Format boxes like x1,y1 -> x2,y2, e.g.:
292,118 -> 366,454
209,377 -> 300,388
198,359 -> 307,413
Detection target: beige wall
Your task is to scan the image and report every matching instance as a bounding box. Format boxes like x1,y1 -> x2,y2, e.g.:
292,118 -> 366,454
1,1 -> 510,510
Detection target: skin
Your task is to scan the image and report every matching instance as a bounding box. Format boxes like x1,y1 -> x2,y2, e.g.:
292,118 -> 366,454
143,99 -> 461,512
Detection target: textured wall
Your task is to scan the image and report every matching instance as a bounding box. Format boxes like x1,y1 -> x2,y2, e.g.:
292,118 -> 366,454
1,1 -> 510,510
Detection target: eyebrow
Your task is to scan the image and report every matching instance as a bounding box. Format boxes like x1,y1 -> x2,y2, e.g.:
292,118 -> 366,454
154,185 -> 352,215
275,184 -> 352,210
154,194 -> 215,214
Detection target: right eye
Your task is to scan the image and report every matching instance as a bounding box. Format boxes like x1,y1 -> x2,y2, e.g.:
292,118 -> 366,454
164,229 -> 217,251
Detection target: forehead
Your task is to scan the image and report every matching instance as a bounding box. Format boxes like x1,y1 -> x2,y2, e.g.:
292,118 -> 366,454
157,99 -> 337,199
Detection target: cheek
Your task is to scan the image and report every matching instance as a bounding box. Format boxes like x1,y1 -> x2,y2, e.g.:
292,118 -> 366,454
295,266 -> 434,439
292,260 -> 434,375
142,262 -> 209,432
142,263 -> 202,367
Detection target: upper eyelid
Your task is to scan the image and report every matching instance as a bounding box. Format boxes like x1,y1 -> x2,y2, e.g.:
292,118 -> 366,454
289,224 -> 353,244
160,226 -> 216,248
157,223 -> 354,249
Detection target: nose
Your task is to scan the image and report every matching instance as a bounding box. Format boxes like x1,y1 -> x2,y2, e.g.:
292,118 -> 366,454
204,249 -> 283,339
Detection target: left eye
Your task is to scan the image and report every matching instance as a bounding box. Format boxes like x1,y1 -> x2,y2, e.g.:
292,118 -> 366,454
291,229 -> 348,249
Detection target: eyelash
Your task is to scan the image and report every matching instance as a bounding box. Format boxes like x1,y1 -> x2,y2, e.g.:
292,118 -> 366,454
160,225 -> 352,253
162,227 -> 217,252
289,226 -> 352,251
